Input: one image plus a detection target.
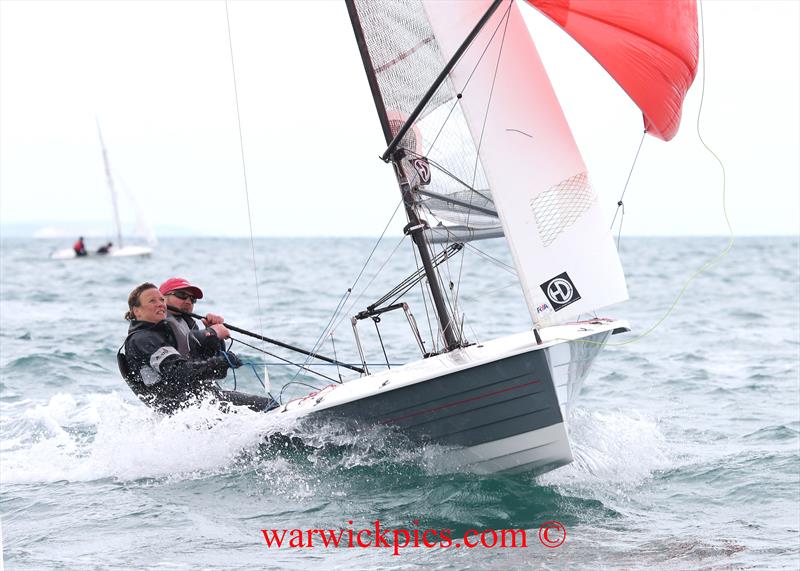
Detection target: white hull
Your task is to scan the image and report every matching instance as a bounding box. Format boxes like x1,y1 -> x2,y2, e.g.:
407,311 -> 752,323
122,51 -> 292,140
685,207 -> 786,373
50,245 -> 153,259
273,319 -> 628,475
436,422 -> 572,475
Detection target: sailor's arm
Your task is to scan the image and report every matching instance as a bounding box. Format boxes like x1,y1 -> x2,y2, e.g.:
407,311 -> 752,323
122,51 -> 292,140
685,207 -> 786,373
129,332 -> 230,391
188,326 -> 227,358
159,352 -> 231,386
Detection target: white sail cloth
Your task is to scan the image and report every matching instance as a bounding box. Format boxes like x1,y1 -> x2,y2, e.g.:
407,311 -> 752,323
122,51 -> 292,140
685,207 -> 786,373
423,0 -> 627,326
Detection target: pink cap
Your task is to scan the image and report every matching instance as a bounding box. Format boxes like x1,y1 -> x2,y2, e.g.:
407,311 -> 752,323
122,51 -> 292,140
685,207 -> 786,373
159,277 -> 204,299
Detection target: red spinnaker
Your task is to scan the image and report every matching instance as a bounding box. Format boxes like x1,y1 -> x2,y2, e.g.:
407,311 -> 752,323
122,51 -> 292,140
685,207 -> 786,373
526,0 -> 699,141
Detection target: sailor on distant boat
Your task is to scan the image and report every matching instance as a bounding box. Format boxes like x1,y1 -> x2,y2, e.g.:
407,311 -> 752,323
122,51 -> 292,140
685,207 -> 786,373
73,237 -> 87,257
96,242 -> 113,255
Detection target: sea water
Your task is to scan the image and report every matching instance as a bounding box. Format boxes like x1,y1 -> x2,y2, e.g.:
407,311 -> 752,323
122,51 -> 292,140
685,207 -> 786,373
1,236 -> 798,570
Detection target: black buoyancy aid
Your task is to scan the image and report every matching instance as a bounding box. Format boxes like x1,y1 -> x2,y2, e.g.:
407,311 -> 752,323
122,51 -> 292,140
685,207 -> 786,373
116,340 -> 146,400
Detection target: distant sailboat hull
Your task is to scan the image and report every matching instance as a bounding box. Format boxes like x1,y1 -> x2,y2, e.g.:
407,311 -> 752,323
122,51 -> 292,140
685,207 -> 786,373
279,320 -> 626,475
50,245 -> 153,259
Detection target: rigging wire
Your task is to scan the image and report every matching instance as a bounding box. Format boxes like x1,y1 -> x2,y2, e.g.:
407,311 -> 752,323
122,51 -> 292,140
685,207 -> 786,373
408,2 -> 513,342
462,241 -> 516,274
329,332 -> 342,382
300,287 -> 353,379
228,0 -> 405,398
327,199 -> 405,336
281,204 -> 407,398
410,242 -> 439,353
424,1 -> 514,158
231,337 -> 335,383
560,0 -> 734,349
454,1 -> 513,318
224,0 -> 268,355
330,231 -> 408,338
278,381 -> 328,404
609,129 -> 647,250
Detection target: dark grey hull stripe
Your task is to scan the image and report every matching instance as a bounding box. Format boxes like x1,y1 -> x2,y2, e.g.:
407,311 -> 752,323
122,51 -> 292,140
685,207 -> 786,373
318,348 -> 563,448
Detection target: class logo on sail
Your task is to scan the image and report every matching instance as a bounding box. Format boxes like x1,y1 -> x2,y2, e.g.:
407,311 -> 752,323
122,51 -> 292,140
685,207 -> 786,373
412,157 -> 431,186
540,272 -> 581,311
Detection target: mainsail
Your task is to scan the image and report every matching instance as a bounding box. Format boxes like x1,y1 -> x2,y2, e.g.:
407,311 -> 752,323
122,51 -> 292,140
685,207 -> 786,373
96,121 -> 158,249
97,121 -> 124,248
347,0 -> 499,243
346,0 -> 697,326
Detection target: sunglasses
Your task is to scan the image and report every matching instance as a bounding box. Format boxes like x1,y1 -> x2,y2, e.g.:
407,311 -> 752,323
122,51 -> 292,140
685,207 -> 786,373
168,291 -> 197,303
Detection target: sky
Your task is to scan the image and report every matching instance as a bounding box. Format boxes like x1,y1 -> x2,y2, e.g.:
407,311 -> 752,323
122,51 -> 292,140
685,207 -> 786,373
0,0 -> 798,238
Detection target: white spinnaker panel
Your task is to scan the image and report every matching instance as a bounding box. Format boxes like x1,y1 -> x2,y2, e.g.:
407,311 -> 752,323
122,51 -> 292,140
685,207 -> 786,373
423,0 -> 627,325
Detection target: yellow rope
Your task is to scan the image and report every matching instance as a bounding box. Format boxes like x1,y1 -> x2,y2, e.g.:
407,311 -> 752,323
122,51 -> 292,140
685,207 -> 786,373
558,0 -> 734,348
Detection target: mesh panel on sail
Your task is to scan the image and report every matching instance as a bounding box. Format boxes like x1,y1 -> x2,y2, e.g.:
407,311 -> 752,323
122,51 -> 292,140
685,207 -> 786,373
530,172 -> 596,247
354,0 -> 453,135
352,0 -> 500,240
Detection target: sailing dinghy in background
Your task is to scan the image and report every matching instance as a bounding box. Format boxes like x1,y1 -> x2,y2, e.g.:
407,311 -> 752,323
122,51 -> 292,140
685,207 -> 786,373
254,0 -> 698,475
51,123 -> 157,259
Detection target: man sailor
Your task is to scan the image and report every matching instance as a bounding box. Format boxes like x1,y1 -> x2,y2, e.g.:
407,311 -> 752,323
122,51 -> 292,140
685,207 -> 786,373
121,282 -> 277,414
96,242 -> 113,255
158,277 -> 229,360
158,277 -> 278,412
73,237 -> 87,257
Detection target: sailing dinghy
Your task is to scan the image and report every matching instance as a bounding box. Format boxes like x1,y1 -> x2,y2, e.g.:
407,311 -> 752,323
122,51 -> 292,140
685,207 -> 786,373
257,0 -> 697,475
51,123 -> 156,259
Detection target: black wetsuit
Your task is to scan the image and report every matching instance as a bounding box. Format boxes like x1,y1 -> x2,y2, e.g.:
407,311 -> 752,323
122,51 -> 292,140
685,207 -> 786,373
121,319 -> 277,414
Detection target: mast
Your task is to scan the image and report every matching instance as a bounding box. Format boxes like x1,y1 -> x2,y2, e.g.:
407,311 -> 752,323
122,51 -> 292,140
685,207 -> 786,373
392,149 -> 460,350
346,0 -> 502,351
95,120 -> 123,248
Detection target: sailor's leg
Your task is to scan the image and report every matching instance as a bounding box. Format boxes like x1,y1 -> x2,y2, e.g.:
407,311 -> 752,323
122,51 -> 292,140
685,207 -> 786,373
220,390 -> 279,412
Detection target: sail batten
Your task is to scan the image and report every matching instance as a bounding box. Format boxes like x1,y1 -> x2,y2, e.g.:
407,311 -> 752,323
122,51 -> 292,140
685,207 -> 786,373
417,188 -> 497,218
